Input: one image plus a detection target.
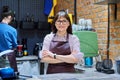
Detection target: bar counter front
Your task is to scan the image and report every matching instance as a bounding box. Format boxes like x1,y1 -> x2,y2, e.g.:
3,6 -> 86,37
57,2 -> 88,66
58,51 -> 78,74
25,66 -> 120,80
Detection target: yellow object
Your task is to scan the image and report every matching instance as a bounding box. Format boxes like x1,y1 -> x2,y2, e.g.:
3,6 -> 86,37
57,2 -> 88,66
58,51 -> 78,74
48,0 -> 57,23
68,13 -> 73,24
23,50 -> 28,56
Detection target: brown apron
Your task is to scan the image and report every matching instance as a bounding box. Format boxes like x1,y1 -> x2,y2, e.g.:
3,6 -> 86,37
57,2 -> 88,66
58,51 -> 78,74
47,34 -> 75,74
7,51 -> 18,72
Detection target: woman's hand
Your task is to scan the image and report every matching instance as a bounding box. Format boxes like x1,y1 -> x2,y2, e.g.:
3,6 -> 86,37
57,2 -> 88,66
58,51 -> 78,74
42,50 -> 54,58
40,50 -> 64,63
71,50 -> 77,55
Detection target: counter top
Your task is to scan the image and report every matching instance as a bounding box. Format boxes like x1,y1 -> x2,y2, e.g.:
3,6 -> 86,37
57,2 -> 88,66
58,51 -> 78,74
26,73 -> 120,80
6,55 -> 38,61
25,66 -> 120,80
16,55 -> 38,61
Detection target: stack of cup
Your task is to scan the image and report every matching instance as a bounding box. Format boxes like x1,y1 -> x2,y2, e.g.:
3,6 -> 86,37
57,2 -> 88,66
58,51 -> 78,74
116,60 -> 120,74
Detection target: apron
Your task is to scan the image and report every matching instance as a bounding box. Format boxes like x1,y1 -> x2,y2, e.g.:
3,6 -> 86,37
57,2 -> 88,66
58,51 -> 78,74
47,34 -> 75,74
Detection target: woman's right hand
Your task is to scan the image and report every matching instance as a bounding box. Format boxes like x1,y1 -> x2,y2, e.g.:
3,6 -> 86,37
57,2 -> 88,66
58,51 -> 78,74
42,50 -> 54,58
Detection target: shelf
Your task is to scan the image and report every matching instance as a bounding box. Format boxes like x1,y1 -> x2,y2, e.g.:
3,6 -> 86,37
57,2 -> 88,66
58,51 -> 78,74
94,0 -> 120,5
37,21 -> 50,31
16,55 -> 38,61
20,21 -> 36,30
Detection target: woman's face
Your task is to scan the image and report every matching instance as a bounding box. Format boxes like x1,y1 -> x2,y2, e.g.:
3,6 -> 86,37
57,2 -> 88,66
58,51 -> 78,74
55,16 -> 70,32
6,16 -> 13,23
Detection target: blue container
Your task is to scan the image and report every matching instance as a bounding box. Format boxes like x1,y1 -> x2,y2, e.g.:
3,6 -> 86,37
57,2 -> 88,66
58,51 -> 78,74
0,68 -> 15,79
84,57 -> 93,67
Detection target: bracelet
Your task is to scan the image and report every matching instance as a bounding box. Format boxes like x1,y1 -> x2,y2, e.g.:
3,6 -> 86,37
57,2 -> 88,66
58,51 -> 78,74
54,54 -> 56,59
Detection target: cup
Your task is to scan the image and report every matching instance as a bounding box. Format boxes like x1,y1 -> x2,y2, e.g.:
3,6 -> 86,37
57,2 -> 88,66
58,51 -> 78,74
17,45 -> 23,52
16,45 -> 23,57
116,60 -> 120,74
84,57 -> 93,68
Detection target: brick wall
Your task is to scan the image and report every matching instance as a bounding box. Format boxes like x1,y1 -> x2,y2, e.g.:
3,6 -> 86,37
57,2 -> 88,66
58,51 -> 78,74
110,4 -> 120,60
55,0 -> 120,60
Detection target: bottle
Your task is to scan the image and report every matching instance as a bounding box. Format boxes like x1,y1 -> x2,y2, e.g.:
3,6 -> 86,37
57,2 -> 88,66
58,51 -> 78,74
31,14 -> 34,22
26,13 -> 30,22
22,38 -> 28,56
13,11 -> 16,22
33,43 -> 39,56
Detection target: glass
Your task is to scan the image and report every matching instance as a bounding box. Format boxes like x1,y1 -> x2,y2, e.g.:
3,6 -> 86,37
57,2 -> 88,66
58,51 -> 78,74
55,20 -> 68,25
116,60 -> 120,74
16,45 -> 23,57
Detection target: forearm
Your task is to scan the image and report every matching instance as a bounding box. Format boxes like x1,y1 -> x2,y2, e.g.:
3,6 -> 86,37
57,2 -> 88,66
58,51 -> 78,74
40,50 -> 79,64
41,56 -> 63,64
56,54 -> 78,63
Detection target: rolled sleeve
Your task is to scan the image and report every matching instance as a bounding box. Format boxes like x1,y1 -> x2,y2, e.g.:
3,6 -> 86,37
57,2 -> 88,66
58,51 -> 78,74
42,34 -> 53,50
69,34 -> 84,60
39,34 -> 53,59
72,52 -> 84,61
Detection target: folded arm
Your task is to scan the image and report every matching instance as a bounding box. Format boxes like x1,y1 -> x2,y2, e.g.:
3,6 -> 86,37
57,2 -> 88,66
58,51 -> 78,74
40,50 -> 79,64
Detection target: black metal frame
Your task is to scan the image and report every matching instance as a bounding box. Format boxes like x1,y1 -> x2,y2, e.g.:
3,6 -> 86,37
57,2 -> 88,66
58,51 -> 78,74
74,0 -> 77,24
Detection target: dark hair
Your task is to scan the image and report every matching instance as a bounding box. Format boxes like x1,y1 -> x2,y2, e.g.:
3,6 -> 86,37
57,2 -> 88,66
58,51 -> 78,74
1,6 -> 14,19
51,10 -> 72,34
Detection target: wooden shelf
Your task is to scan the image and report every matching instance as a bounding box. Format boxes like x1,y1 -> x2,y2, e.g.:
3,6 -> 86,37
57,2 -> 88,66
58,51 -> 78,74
94,0 -> 120,5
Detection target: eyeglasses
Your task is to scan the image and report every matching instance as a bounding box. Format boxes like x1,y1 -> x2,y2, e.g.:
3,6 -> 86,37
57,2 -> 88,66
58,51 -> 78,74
55,20 -> 69,25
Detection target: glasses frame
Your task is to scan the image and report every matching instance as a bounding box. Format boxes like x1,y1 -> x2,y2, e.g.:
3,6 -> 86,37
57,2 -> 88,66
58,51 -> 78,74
55,20 -> 69,25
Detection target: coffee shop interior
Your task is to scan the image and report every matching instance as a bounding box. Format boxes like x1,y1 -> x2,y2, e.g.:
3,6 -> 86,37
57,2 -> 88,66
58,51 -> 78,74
0,0 -> 120,80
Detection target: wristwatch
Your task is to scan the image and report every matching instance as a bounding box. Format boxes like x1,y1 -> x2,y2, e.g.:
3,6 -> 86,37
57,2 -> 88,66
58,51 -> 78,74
54,53 -> 56,59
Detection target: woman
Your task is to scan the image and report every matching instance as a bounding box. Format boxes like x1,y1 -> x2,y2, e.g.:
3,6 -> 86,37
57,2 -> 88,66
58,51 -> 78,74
39,10 -> 84,74
0,7 -> 18,72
